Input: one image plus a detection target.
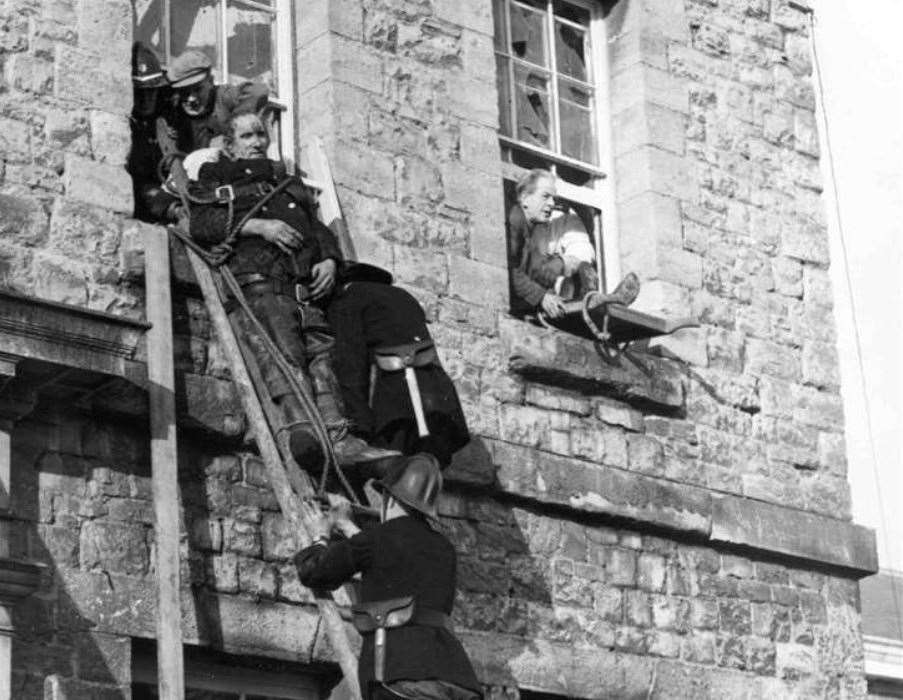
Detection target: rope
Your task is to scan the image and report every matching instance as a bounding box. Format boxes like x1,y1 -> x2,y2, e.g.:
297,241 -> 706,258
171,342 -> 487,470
806,9 -> 903,636
166,178 -> 361,506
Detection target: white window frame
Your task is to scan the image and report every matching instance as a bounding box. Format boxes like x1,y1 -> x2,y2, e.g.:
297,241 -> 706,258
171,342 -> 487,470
495,0 -> 621,291
141,0 -> 296,167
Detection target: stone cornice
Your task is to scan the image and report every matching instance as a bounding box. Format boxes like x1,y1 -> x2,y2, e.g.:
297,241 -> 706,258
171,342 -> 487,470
464,438 -> 878,578
0,290 -> 148,381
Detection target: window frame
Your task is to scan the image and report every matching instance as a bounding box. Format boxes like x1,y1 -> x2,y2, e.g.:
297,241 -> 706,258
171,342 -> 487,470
495,0 -> 621,292
140,0 -> 297,167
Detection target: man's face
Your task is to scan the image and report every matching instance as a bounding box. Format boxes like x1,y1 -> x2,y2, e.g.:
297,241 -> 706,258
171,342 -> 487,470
520,176 -> 557,223
228,113 -> 270,159
133,86 -> 159,119
178,74 -> 214,117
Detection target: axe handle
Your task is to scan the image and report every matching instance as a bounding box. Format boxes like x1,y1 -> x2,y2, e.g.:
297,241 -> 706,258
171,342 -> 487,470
404,367 -> 430,438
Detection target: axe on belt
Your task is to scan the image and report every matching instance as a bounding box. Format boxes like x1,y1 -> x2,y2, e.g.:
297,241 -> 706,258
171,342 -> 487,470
373,340 -> 438,438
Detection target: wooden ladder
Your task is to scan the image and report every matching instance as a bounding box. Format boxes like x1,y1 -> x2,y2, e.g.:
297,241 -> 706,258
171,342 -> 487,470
144,142 -> 367,699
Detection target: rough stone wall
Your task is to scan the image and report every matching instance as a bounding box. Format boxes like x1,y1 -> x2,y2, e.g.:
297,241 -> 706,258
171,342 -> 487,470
295,0 -> 850,519
0,0 -> 141,315
0,0 -> 871,698
10,402 -> 867,698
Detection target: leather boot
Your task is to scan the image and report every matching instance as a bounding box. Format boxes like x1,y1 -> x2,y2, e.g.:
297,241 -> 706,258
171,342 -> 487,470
306,343 -> 399,466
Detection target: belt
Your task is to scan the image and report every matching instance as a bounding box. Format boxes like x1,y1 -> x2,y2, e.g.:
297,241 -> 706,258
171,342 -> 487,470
212,181 -> 275,204
233,273 -> 310,303
374,340 -> 437,371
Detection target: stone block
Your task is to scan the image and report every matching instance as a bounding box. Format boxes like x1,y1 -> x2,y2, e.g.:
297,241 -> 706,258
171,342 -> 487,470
6,54 -> 54,94
794,108 -> 819,157
613,101 -> 686,157
238,558 -> 278,598
392,243 -> 449,294
49,197 -> 121,262
433,0 -> 495,35
793,384 -> 844,429
817,431 -> 846,475
206,553 -> 239,593
0,117 -> 33,163
627,434 -> 665,477
802,265 -> 833,306
89,110 -> 130,165
636,553 -> 666,592
711,495 -> 877,575
79,520 -> 149,576
329,142 -> 396,200
73,631 -> 130,684
595,399 -> 643,431
32,252 -> 89,305
619,193 -> 684,268
0,192 -> 48,246
296,0 -> 363,45
394,155 -> 444,204
223,517 -> 262,557
55,45 -> 130,111
801,340 -> 840,389
447,255 -> 507,307
261,513 -> 299,561
76,0 -> 131,57
62,155 -> 132,214
745,338 -> 800,381
616,146 -> 698,203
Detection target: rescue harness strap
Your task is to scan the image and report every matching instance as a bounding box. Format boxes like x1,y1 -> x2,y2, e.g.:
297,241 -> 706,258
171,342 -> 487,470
166,178 -> 360,505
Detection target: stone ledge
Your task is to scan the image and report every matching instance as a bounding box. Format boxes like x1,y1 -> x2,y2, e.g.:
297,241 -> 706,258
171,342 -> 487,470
485,438 -> 877,577
710,496 -> 878,575
499,316 -> 685,412
0,290 -> 148,382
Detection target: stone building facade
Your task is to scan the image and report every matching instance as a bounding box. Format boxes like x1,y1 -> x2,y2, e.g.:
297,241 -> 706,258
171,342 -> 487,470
0,0 -> 879,698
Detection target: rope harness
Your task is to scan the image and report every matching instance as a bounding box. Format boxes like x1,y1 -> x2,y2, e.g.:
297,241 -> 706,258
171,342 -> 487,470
164,156 -> 360,505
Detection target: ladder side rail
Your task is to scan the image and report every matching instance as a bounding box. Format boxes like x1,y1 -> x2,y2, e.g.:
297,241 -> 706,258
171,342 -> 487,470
145,227 -> 187,699
181,244 -> 363,700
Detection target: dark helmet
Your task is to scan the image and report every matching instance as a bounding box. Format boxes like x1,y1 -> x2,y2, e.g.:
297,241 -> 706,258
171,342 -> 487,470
132,42 -> 167,89
376,453 -> 442,520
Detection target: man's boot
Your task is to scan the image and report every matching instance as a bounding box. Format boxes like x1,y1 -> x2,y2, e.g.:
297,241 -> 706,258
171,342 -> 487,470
306,349 -> 399,466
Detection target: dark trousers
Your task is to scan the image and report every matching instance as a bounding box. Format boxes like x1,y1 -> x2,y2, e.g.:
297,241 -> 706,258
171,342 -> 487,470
370,680 -> 481,700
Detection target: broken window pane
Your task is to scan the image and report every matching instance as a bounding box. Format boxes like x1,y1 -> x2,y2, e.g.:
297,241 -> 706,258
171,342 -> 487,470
133,0 -> 166,59
497,55 -> 514,137
514,64 -> 551,147
559,80 -> 596,163
170,0 -> 222,81
509,3 -> 547,67
555,20 -> 588,82
226,1 -> 276,90
553,0 -> 590,25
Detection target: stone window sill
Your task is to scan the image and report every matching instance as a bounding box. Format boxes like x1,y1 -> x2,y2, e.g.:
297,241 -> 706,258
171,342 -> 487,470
498,315 -> 686,413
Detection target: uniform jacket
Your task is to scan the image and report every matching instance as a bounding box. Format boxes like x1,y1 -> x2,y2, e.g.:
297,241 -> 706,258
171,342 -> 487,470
173,81 -> 270,152
296,516 -> 481,693
326,281 -> 469,452
190,157 -> 342,282
127,116 -> 177,223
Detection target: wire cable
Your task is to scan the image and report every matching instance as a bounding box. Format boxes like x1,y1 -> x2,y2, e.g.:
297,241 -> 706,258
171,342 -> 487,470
806,8 -> 903,638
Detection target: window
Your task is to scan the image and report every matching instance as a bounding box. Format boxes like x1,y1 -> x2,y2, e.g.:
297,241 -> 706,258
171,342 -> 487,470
133,0 -> 296,165
493,0 -> 620,298
131,639 -> 338,700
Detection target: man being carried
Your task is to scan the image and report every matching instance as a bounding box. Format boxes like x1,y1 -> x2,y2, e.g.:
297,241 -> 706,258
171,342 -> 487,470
189,111 -> 395,467
296,453 -> 482,700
